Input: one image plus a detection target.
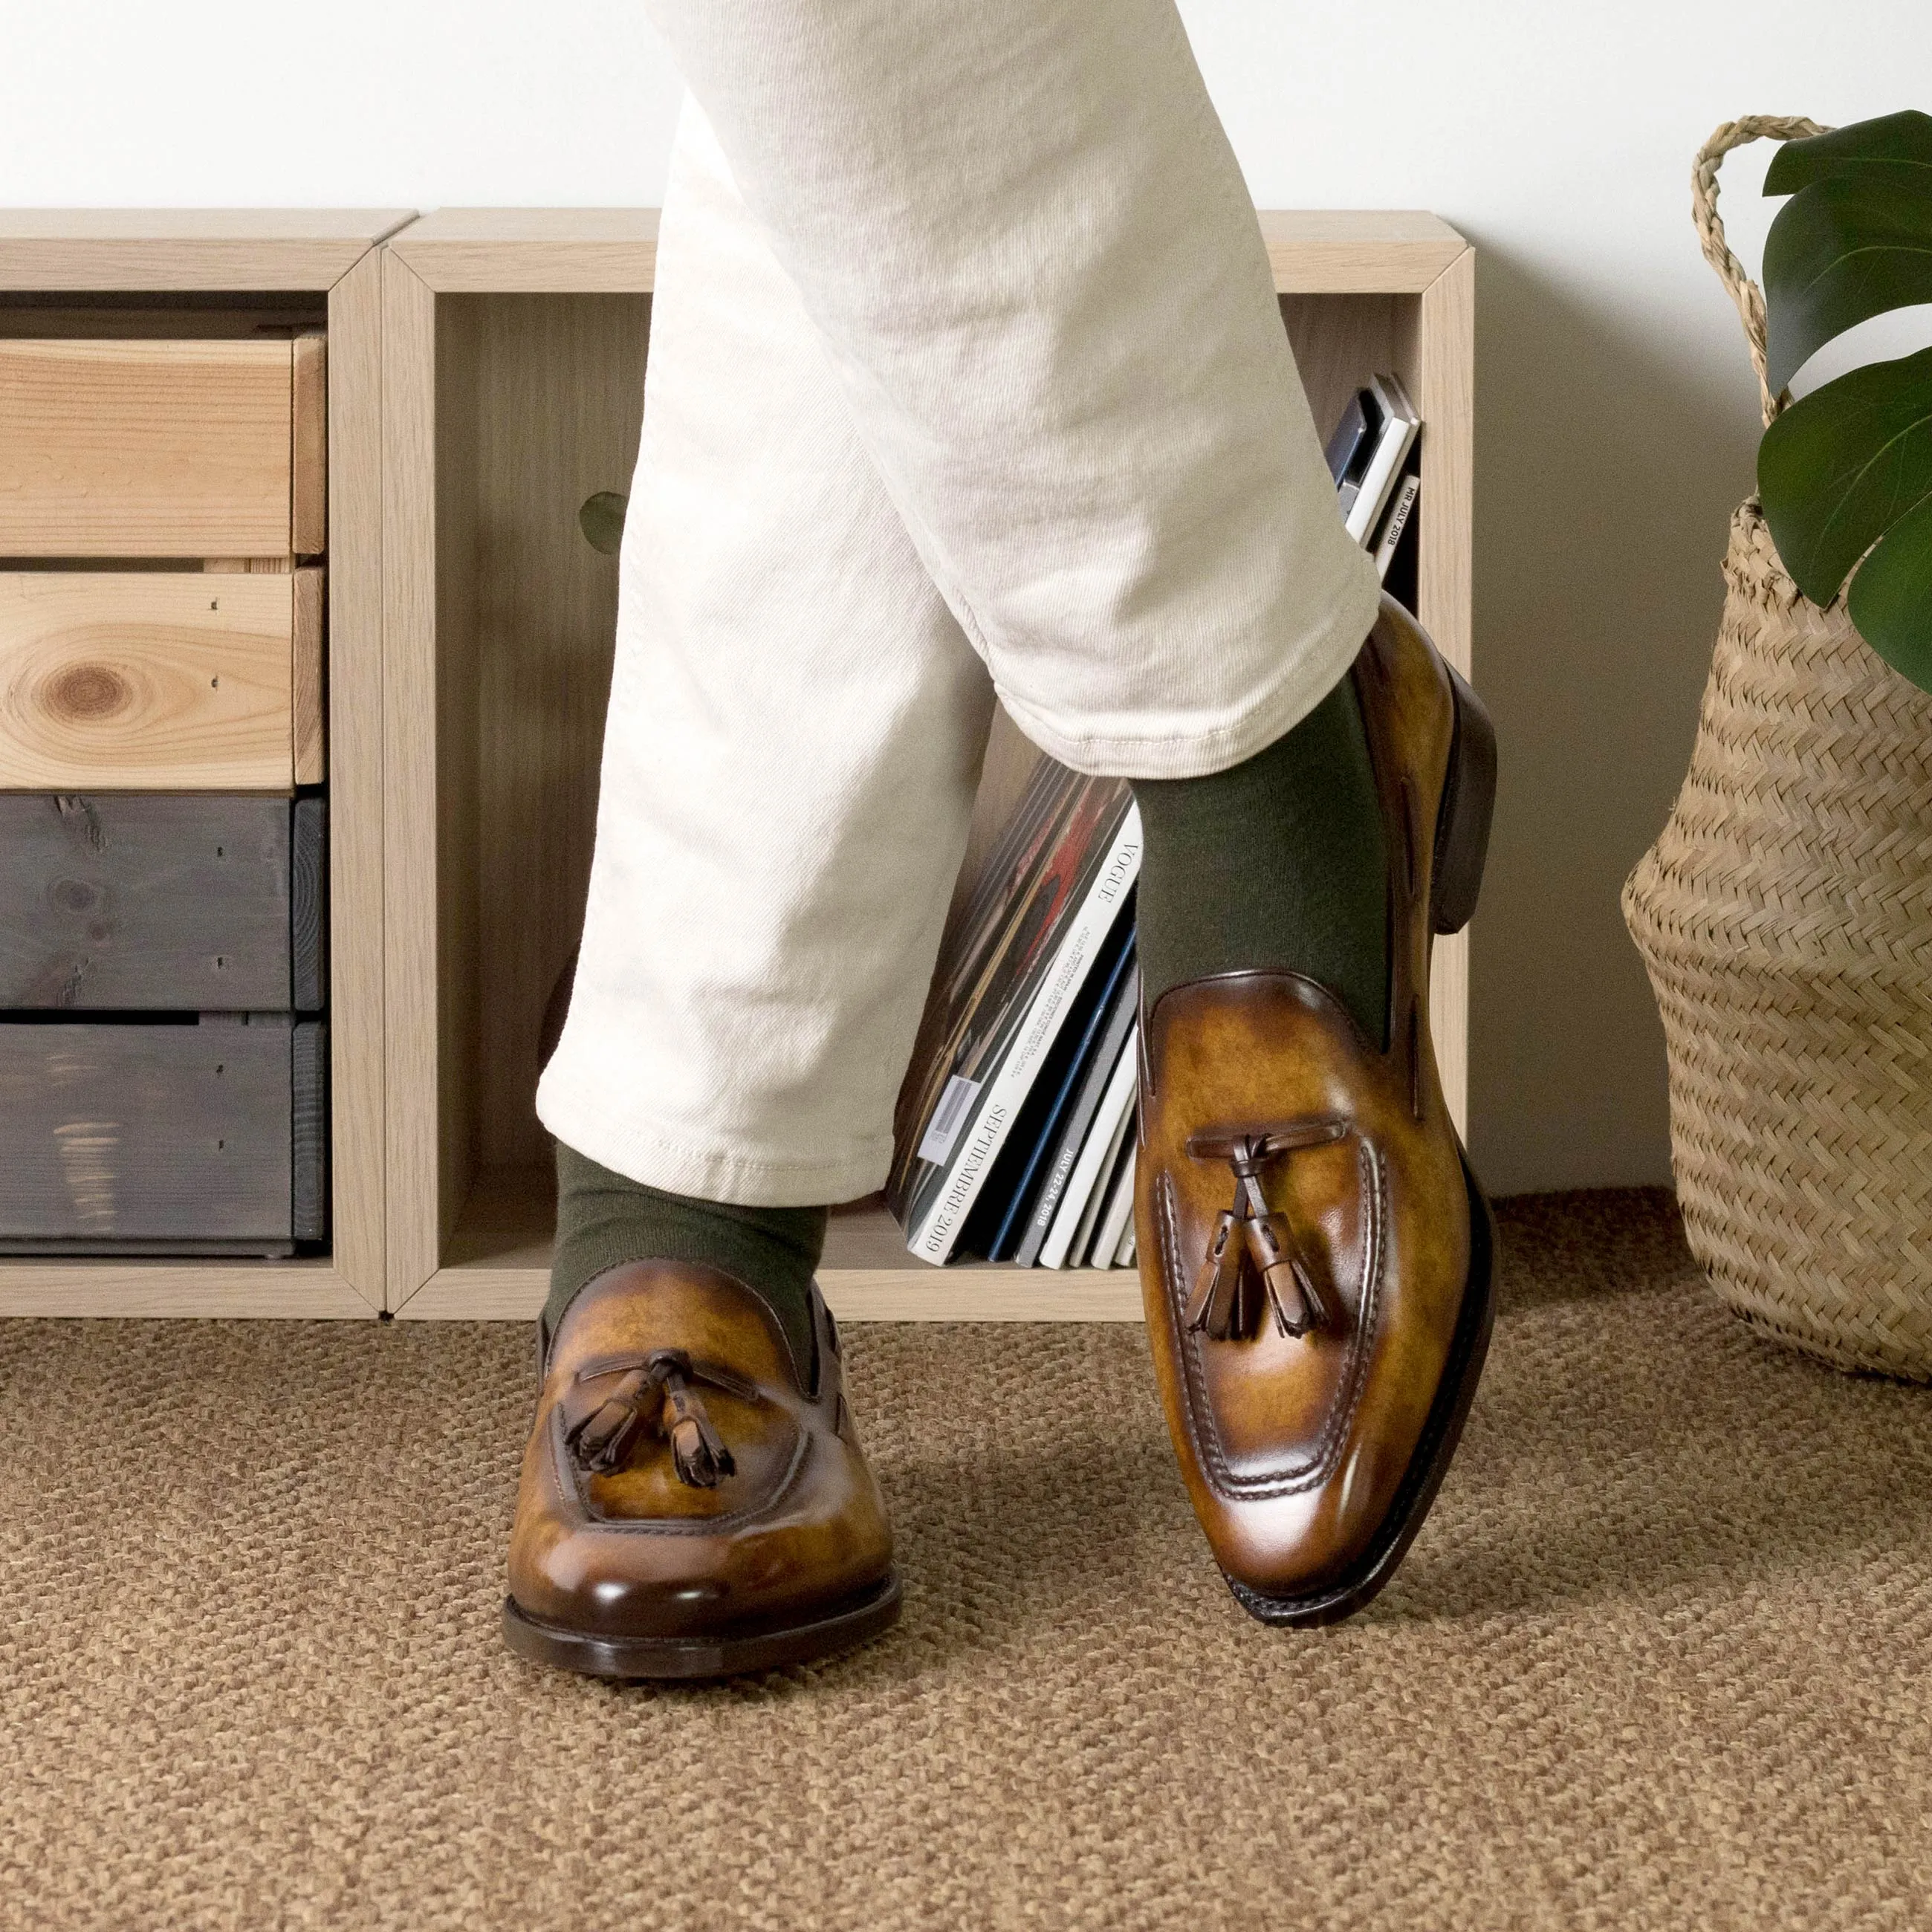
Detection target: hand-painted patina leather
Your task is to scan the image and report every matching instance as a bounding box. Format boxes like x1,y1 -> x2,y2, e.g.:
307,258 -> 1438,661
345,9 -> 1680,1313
1135,594 -> 1498,1626
503,1260 -> 899,1678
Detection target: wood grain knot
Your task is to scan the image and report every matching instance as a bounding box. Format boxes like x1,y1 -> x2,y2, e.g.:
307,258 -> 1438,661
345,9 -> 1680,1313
47,663 -> 131,722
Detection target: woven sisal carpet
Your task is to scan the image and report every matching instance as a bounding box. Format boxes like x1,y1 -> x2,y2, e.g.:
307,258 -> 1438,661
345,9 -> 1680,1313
4,1191 -> 1930,1929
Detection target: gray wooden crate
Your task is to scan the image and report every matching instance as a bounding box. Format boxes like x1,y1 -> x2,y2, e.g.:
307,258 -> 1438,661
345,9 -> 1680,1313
0,1014 -> 328,1253
0,794 -> 325,1012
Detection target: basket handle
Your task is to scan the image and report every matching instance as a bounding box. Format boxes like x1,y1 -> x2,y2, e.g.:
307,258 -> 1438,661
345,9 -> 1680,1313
1692,116 -> 1832,425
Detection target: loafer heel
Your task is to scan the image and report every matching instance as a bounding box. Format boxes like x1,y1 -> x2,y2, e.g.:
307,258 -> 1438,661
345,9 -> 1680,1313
1429,661 -> 1497,936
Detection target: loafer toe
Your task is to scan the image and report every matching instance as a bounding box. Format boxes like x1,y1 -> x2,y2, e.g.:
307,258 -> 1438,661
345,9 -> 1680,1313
504,1260 -> 898,1675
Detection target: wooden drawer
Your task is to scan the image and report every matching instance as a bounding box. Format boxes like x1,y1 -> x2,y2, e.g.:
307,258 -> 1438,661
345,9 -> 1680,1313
0,568 -> 322,789
0,337 -> 324,558
0,794 -> 324,1011
0,1014 -> 326,1252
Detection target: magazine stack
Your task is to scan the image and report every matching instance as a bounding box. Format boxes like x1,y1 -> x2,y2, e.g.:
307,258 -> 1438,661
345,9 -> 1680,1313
888,376 -> 1422,1268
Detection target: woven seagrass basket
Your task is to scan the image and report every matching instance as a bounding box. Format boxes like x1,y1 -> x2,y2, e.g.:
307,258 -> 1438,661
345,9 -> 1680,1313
1624,117 -> 1932,1378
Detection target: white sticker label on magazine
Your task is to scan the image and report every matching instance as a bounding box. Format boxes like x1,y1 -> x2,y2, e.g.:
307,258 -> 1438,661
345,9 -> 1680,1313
917,1074 -> 982,1167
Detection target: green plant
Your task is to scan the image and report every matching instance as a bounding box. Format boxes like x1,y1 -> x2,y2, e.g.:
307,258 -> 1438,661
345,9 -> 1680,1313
1757,111 -> 1932,687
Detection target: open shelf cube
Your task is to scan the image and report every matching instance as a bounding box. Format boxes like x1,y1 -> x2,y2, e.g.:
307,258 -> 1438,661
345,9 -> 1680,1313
0,211 -> 410,1317
383,208 -> 1473,1322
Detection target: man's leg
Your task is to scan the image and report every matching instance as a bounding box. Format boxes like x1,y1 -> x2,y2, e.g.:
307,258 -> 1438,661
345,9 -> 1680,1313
537,102 -> 995,1216
641,0 -> 1394,1048
635,0 -> 1495,1627
510,0 -> 1497,1676
505,103 -> 994,1681
640,0 -> 1380,774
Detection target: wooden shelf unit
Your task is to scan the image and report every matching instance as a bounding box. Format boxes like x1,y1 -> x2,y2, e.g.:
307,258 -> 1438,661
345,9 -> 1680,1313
0,211 -> 412,1317
382,207 -> 1474,1324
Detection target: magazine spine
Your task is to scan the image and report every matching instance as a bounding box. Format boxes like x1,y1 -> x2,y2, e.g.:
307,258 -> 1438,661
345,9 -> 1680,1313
1012,959 -> 1139,1268
1040,1030 -> 1140,1270
907,806 -> 1144,1263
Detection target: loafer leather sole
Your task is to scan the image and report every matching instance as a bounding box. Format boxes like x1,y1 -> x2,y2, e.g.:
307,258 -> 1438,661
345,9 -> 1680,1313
502,1569 -> 903,1681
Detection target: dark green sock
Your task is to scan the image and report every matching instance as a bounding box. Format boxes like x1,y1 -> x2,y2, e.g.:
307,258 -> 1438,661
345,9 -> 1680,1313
1132,674 -> 1389,1043
544,1141 -> 827,1372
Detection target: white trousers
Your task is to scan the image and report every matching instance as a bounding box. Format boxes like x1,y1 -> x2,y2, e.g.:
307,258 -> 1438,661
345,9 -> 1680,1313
534,0 -> 1381,1206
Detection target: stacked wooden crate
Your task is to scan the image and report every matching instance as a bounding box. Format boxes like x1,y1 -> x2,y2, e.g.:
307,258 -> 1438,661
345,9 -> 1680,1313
0,334 -> 330,1254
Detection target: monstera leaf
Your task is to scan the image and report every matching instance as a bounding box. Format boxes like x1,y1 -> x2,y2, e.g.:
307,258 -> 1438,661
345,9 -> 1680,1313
1762,113 -> 1932,392
1760,348 -> 1932,685
1758,111 -> 1932,688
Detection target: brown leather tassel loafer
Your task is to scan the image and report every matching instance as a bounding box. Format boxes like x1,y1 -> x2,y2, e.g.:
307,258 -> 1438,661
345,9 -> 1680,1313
1136,594 -> 1499,1627
503,1262 -> 901,1679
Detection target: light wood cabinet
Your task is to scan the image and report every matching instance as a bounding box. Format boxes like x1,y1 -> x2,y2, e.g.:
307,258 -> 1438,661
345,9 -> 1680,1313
0,208 -> 1473,1320
380,209 -> 1475,1326
0,210 -> 407,1316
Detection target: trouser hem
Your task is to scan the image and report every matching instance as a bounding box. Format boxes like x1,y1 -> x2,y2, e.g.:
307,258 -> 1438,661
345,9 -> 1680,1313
1001,571 -> 1381,779
537,1084 -> 891,1210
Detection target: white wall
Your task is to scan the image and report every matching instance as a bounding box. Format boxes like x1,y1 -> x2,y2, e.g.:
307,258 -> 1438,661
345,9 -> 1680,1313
5,1 -> 1928,1193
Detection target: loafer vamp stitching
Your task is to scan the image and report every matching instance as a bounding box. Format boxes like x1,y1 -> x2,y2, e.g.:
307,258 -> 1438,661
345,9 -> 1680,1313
1158,1138 -> 1385,1499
